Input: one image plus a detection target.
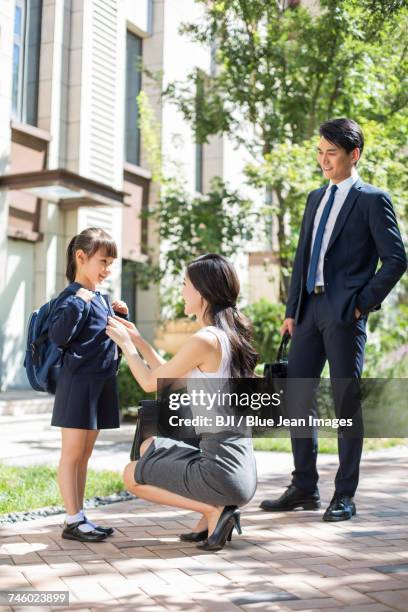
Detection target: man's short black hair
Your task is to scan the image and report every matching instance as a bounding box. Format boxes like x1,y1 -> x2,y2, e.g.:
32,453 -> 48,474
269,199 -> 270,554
319,118 -> 364,161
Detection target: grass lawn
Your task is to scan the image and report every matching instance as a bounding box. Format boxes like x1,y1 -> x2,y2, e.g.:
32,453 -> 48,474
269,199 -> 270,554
0,464 -> 122,515
253,437 -> 407,453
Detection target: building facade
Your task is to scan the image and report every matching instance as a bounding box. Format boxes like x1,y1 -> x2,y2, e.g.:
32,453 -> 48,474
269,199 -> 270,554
0,0 -> 276,391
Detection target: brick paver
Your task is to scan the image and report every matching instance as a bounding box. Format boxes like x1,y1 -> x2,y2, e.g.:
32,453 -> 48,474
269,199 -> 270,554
1,447 -> 407,611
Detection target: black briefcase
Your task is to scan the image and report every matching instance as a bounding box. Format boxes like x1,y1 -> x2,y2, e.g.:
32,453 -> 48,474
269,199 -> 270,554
252,331 -> 291,432
263,331 -> 291,382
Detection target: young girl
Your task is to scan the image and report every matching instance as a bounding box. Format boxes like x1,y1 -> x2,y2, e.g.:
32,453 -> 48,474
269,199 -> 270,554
49,227 -> 128,542
106,253 -> 259,551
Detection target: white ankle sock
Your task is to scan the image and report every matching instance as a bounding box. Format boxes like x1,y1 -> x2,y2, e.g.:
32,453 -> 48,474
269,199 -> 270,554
66,512 -> 94,533
77,521 -> 95,533
66,512 -> 82,524
81,509 -> 98,529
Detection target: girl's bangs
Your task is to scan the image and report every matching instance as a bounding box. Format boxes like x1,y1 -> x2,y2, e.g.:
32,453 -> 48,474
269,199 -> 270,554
92,237 -> 118,259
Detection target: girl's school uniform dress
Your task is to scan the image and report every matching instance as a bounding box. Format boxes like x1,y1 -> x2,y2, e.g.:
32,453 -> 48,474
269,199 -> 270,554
49,282 -> 122,430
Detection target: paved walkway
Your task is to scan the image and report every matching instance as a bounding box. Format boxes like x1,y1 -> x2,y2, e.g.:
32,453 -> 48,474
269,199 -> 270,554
1,420 -> 407,611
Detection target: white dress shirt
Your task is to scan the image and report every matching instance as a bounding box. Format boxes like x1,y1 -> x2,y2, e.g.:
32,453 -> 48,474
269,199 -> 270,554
309,167 -> 359,286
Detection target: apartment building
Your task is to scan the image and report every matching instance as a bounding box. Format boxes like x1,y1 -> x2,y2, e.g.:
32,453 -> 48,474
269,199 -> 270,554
0,0 -> 275,391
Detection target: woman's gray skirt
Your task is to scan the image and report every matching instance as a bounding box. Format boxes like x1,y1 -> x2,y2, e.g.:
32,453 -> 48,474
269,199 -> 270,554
134,435 -> 257,507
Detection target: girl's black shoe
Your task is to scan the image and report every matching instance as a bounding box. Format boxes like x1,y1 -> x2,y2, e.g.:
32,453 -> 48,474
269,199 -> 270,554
179,529 -> 208,542
62,520 -> 107,542
197,506 -> 242,551
83,515 -> 114,536
94,524 -> 114,536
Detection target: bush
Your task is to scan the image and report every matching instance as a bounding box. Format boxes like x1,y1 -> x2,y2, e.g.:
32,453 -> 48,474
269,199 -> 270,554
243,299 -> 286,364
117,358 -> 154,412
364,302 -> 408,378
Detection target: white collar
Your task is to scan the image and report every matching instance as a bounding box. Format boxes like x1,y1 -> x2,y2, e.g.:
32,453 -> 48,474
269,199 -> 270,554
329,168 -> 359,193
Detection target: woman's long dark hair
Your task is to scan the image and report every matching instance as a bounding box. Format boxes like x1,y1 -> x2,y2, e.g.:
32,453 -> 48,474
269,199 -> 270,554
187,253 -> 258,377
66,227 -> 117,282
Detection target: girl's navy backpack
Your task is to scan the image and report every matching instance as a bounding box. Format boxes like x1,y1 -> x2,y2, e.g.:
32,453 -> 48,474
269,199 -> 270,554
24,298 -> 90,394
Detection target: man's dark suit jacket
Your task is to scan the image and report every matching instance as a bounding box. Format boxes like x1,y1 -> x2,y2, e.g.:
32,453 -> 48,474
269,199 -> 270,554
286,179 -> 407,325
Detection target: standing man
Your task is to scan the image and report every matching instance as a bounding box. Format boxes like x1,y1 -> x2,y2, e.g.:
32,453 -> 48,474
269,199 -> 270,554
261,118 -> 407,521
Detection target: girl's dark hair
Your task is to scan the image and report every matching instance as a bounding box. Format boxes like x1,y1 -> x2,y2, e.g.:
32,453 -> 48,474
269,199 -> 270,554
66,227 -> 117,282
319,118 -> 364,164
186,253 -> 258,377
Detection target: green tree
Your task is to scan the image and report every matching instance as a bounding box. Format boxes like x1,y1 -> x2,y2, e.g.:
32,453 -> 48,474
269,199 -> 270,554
152,178 -> 259,316
136,90 -> 259,317
246,139 -> 321,288
157,178 -> 256,278
169,0 -> 407,148
165,0 -> 408,298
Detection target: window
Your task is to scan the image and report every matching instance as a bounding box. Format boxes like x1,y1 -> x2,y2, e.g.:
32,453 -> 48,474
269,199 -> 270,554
121,260 -> 137,323
12,1 -> 25,117
12,0 -> 42,126
195,70 -> 205,193
195,143 -> 203,193
125,32 -> 143,165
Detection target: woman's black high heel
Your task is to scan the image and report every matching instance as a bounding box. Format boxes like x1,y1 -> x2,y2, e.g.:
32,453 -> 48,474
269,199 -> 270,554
179,529 -> 208,542
197,506 -> 242,551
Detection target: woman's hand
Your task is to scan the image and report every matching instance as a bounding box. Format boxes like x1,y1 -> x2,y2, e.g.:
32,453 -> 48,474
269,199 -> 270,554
111,315 -> 143,348
106,317 -> 133,350
112,299 -> 129,315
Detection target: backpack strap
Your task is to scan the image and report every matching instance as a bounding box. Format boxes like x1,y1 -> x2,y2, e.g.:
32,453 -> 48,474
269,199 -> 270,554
30,331 -> 50,366
32,331 -> 49,348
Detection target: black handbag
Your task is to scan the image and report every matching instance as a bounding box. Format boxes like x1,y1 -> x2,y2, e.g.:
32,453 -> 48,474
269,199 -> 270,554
130,400 -> 160,461
255,331 -> 291,432
264,331 -> 291,382
130,396 -> 201,461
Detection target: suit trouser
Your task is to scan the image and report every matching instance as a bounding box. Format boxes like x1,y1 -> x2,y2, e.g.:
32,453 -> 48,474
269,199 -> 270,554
287,292 -> 367,496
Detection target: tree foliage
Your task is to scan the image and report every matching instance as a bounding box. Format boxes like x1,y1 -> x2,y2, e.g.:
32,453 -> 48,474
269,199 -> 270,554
136,88 -> 258,316
164,0 -> 407,298
156,178 -> 257,278
168,0 -> 407,151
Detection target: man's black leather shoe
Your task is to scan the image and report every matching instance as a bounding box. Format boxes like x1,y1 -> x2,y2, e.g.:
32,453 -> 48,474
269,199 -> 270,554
260,484 -> 321,512
323,495 -> 356,522
62,520 -> 107,542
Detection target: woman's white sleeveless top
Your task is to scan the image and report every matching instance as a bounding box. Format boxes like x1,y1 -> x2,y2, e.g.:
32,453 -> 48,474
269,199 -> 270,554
186,326 -> 247,435
189,325 -> 232,379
